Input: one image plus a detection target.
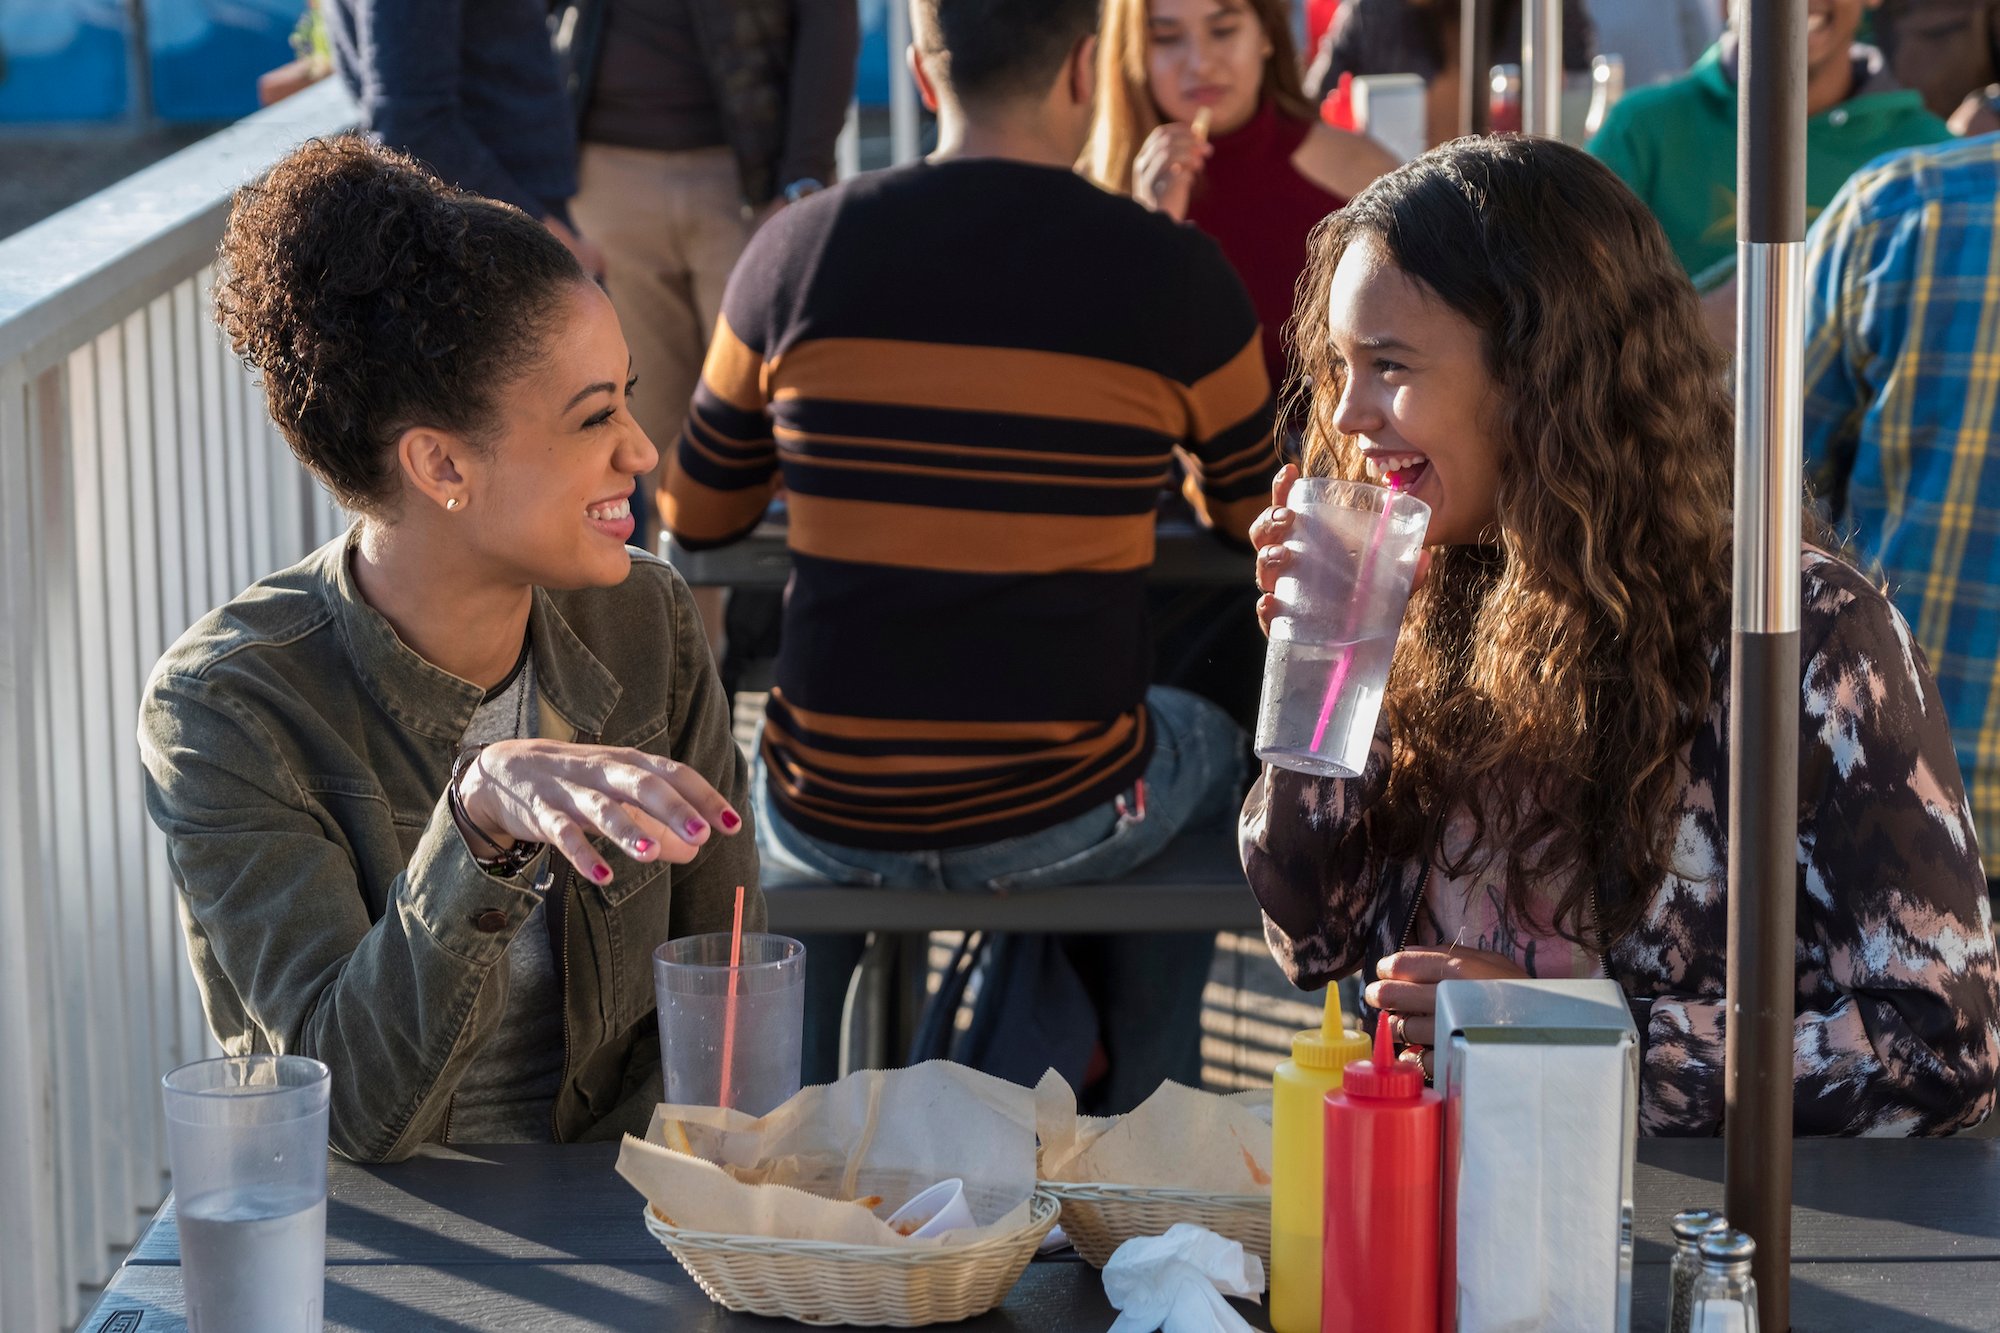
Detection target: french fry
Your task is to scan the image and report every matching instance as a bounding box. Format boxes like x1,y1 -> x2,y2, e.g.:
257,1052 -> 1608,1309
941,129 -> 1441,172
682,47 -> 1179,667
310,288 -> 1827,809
1192,107 -> 1214,145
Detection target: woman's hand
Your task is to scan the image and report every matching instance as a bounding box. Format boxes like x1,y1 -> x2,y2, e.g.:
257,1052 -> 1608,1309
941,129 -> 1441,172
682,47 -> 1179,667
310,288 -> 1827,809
1364,945 -> 1530,1075
1133,122 -> 1213,221
1251,464 -> 1433,638
455,739 -> 742,883
1251,464 -> 1301,637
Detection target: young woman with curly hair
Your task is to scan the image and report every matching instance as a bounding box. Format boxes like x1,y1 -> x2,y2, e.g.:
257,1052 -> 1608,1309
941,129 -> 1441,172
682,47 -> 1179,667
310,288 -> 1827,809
1242,135 -> 2000,1135
138,135 -> 758,1161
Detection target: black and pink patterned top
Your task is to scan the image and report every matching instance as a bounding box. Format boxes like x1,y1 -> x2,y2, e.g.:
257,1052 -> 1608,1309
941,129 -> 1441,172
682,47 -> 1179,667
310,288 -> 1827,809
1241,551 -> 1999,1136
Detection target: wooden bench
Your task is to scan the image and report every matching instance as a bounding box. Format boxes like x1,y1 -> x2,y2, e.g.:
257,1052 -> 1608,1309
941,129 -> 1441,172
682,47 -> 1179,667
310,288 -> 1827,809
759,831 -> 1263,1073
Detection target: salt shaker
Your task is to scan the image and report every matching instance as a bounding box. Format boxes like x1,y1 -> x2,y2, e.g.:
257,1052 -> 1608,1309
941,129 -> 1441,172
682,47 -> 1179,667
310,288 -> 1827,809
1667,1208 -> 1727,1333
1689,1228 -> 1759,1333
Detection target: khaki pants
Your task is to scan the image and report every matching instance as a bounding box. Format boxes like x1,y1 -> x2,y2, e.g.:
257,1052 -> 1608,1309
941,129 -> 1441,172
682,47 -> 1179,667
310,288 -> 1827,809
570,142 -> 751,511
572,143 -> 750,654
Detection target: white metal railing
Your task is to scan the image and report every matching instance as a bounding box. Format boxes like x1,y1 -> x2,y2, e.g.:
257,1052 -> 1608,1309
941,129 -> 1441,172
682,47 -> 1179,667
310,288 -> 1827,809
0,79 -> 356,1332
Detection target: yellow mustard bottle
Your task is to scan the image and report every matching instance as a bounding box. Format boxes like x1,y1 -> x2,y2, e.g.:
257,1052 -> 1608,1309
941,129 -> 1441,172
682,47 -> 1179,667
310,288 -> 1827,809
1269,983 -> 1372,1333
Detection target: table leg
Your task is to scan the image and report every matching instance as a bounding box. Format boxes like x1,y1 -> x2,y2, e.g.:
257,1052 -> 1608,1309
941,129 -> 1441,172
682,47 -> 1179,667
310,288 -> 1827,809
841,932 -> 896,1076
894,932 -> 930,1061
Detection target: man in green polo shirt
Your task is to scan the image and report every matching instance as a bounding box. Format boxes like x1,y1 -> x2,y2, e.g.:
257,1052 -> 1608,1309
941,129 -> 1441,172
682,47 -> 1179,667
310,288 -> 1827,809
1587,0 -> 1948,292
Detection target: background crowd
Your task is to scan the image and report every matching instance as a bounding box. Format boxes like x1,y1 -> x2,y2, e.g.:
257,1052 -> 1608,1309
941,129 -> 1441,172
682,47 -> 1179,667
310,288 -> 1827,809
134,0 -> 2000,1158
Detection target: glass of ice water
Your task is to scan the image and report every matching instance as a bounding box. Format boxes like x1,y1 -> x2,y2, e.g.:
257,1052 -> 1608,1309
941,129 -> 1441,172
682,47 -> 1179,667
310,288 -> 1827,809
1254,478 -> 1430,778
163,1054 -> 330,1333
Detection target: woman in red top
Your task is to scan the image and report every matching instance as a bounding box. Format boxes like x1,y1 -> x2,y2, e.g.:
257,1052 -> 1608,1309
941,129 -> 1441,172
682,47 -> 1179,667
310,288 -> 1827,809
1084,0 -> 1398,393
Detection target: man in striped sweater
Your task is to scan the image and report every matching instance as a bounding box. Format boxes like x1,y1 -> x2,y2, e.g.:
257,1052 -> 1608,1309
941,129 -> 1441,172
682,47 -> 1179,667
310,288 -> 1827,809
662,0 -> 1278,1108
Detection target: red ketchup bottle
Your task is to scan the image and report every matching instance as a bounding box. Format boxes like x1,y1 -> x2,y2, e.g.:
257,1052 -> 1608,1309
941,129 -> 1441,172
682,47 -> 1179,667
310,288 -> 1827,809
1321,1016 -> 1442,1332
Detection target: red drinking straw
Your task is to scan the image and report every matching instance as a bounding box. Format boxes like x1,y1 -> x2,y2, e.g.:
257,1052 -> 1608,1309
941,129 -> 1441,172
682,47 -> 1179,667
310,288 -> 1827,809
1308,477 -> 1405,754
717,884 -> 746,1110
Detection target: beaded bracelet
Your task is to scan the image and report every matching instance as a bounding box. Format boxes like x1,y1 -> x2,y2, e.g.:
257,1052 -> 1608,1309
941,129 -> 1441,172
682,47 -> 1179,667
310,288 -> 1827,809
449,744 -> 544,878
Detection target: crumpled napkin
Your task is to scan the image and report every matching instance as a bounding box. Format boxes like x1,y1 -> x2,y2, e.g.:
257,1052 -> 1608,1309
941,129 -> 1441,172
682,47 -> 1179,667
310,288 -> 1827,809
1102,1223 -> 1267,1333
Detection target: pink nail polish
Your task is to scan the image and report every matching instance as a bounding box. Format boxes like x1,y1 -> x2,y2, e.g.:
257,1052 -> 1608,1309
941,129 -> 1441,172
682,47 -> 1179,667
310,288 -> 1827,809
592,864 -> 611,883
684,817 -> 708,838
719,809 -> 741,832
633,839 -> 653,855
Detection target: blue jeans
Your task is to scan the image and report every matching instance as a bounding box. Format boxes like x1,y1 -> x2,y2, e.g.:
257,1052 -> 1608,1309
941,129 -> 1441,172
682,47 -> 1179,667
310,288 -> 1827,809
754,686 -> 1251,1111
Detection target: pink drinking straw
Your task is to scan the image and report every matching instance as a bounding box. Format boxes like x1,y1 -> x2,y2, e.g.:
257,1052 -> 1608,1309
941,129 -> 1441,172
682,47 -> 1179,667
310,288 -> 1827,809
717,884 -> 746,1110
1308,477 -> 1405,754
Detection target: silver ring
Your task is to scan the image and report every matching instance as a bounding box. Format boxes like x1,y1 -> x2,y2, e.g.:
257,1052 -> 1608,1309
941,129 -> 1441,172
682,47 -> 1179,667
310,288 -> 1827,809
1394,1014 -> 1408,1044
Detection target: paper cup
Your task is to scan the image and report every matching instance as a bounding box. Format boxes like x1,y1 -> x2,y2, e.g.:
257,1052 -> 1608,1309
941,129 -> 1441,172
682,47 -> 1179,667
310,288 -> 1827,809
885,1177 -> 975,1240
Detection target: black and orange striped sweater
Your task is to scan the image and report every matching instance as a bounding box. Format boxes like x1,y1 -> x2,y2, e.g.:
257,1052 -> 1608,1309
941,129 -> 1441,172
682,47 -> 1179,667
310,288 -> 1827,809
661,158 -> 1277,850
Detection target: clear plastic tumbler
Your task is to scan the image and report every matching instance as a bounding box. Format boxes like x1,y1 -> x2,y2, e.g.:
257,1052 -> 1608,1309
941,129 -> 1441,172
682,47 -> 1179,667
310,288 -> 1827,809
162,1054 -> 330,1333
654,933 -> 806,1115
1254,478 -> 1431,778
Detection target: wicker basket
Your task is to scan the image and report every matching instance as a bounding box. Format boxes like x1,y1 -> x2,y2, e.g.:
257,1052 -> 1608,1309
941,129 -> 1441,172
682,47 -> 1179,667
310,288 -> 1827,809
642,1190 -> 1062,1326
1041,1182 -> 1269,1269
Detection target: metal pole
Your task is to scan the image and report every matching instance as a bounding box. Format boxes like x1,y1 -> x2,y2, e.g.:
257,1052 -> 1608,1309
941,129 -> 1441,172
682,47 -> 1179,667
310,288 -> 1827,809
1521,0 -> 1562,137
122,0 -> 154,124
1728,0 -> 1805,1328
888,0 -> 921,165
1460,0 -> 1494,135
836,99 -> 861,180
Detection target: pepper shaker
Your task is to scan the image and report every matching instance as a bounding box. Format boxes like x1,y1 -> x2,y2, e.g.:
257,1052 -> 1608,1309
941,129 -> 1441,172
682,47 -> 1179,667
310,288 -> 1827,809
1689,1228 -> 1759,1333
1667,1208 -> 1727,1333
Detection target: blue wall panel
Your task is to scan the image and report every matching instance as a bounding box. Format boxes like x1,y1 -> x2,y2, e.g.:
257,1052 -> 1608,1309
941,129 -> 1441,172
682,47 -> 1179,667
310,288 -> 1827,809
0,2 -> 131,122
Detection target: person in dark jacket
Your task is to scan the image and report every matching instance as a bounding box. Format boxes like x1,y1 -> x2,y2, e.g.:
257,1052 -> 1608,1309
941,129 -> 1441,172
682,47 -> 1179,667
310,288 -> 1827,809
567,0 -> 860,558
140,137 -> 758,1161
323,0 -> 606,279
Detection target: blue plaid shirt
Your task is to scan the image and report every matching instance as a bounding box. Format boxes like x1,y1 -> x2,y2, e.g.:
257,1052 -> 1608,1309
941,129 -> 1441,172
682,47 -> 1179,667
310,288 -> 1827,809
1803,136 -> 2000,871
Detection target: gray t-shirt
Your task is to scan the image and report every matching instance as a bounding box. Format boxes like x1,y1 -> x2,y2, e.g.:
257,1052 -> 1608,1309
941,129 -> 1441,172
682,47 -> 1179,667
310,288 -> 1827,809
446,651 -> 567,1143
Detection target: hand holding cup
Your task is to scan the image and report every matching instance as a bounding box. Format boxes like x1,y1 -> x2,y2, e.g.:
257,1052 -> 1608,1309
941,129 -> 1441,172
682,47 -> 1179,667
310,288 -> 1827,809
1253,465 -> 1432,638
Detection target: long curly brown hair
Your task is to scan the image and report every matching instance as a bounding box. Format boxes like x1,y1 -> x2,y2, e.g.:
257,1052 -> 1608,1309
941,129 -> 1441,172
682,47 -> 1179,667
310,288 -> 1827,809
1287,135 -> 1738,949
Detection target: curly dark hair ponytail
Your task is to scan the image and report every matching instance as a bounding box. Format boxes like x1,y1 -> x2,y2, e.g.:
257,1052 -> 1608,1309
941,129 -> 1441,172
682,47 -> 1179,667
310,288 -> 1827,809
214,134 -> 584,512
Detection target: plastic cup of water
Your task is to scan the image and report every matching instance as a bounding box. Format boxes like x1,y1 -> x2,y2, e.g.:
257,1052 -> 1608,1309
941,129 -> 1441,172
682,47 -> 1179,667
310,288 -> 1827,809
654,932 -> 806,1116
162,1054 -> 330,1333
1254,478 -> 1431,778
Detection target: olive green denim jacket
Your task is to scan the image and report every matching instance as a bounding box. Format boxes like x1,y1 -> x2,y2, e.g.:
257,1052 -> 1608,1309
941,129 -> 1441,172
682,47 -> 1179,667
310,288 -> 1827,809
138,533 -> 762,1162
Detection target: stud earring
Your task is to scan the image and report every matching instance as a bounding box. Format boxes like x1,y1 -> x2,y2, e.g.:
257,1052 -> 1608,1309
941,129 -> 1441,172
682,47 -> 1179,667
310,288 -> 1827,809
446,497 -> 461,511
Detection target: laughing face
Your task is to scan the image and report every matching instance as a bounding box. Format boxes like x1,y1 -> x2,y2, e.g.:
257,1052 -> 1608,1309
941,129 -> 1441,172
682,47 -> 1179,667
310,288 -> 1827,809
459,280 -> 658,590
1325,234 -> 1504,547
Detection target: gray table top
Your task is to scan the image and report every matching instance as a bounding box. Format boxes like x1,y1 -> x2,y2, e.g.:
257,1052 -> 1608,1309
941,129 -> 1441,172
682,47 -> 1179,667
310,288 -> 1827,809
83,1258 -> 2000,1333
86,1138 -> 2000,1332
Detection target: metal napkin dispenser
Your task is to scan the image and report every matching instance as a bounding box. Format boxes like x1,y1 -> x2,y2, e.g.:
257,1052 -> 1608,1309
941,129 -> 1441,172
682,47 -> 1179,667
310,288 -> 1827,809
1433,978 -> 1638,1333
